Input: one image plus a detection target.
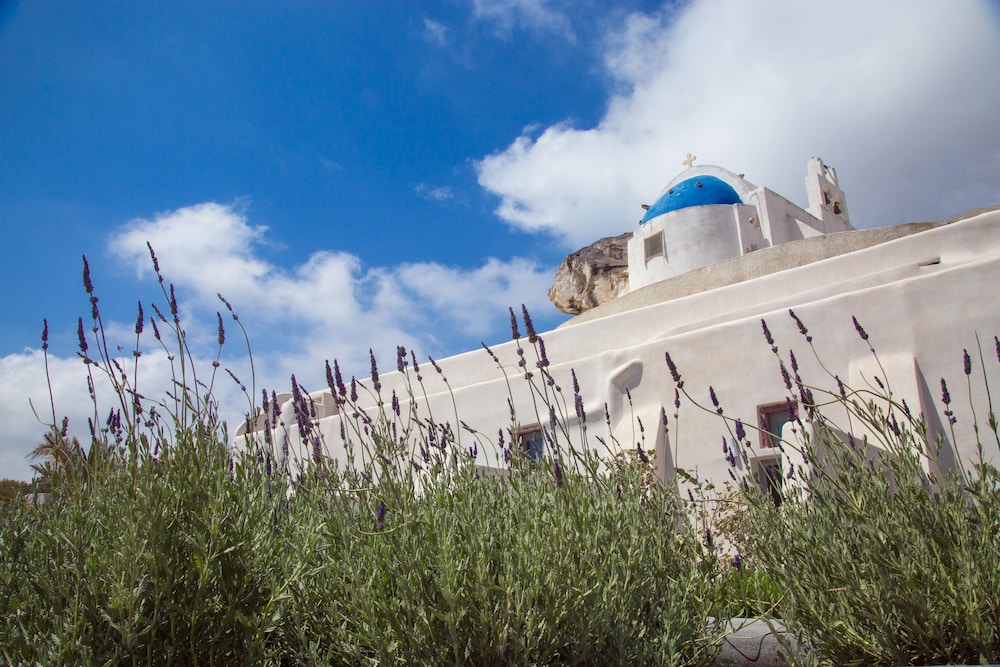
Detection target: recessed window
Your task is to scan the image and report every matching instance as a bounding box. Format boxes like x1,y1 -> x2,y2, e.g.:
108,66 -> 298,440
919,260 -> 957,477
518,427 -> 546,460
753,456 -> 784,507
757,401 -> 796,450
644,232 -> 664,262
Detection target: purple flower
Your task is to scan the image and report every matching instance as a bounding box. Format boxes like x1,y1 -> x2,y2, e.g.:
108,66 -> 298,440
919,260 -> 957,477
428,355 -> 443,375
674,388 -> 681,410
522,304 -> 537,344
77,318 -> 89,354
553,457 -> 563,487
82,255 -> 94,295
636,442 -> 649,464
135,303 -> 145,336
761,319 -> 776,352
350,377 -> 358,403
411,350 -> 422,379
735,419 -> 745,442
146,242 -> 161,277
704,528 -> 713,548
964,349 -> 972,376
376,500 -> 386,521
732,553 -> 742,570
536,337 -> 549,368
940,378 -> 951,406
325,360 -> 336,395
481,342 -> 499,363
41,319 -> 49,351
779,361 -> 792,390
218,293 -> 237,320
391,390 -> 400,417
397,345 -> 408,373
509,307 -> 521,340
369,349 -> 381,392
852,315 -> 869,341
574,394 -> 586,423
216,312 -> 224,345
334,360 -> 347,399
789,309 -> 811,342
835,375 -> 846,399
168,284 -> 178,321
709,386 -> 722,414
664,351 -> 682,384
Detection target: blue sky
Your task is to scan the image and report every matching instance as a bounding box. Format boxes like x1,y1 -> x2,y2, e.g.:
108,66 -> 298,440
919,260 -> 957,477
2,0 -> 999,480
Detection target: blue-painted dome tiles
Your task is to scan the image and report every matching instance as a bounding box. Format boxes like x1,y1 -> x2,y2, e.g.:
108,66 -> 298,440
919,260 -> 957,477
641,175 -> 743,223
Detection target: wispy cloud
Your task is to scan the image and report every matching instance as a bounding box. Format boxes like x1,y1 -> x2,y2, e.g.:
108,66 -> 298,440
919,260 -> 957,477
477,0 -> 1000,247
415,182 -> 455,201
470,0 -> 576,41
422,17 -> 450,46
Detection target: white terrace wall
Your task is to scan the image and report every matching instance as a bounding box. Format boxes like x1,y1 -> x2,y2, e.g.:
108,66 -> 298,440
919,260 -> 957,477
259,209 -> 1000,493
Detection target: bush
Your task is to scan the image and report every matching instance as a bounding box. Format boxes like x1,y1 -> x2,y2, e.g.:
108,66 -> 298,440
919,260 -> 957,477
0,253 -> 726,665
669,311 -> 1000,666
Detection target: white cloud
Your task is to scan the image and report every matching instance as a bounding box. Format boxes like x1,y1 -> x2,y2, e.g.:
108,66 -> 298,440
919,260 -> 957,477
415,183 -> 455,201
470,0 -> 576,41
0,202 -> 558,479
477,0 -> 1000,247
422,17 -> 450,46
0,203 -> 554,478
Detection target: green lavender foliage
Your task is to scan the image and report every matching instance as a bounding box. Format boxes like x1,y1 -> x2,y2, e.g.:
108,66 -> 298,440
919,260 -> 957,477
0,254 -> 723,666
673,311 -> 1000,666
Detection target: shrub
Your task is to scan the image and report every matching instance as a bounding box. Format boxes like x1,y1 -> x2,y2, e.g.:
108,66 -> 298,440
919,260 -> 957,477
668,311 -> 1000,666
0,253 -> 726,665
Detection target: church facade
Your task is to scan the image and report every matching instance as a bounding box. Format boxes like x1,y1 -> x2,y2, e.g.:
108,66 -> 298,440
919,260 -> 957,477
244,158 -> 1000,494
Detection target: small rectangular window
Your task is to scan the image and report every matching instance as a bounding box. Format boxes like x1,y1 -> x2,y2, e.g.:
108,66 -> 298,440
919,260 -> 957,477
753,456 -> 784,507
757,401 -> 797,449
644,232 -> 664,262
518,427 -> 546,460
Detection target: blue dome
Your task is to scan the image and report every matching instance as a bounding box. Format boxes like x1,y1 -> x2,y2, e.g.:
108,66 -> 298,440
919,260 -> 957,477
641,175 -> 742,223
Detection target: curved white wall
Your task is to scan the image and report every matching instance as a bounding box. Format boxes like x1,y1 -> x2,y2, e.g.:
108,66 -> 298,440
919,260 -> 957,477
628,203 -> 757,291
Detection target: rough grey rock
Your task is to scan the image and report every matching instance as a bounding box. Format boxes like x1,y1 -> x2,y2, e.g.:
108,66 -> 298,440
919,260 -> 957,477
548,232 -> 631,315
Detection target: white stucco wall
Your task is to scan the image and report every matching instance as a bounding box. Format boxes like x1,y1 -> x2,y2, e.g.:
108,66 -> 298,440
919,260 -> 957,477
256,210 -> 1000,495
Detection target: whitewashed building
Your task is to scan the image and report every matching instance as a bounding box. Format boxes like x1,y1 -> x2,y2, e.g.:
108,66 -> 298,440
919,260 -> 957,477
244,158 -> 1000,494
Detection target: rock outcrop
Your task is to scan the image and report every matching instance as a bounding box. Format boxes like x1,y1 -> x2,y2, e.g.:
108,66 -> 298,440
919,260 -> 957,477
548,232 -> 631,315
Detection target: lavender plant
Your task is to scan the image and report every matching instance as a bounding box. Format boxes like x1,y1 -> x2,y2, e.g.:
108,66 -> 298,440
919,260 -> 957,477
0,262 -> 726,665
666,311 -> 1000,666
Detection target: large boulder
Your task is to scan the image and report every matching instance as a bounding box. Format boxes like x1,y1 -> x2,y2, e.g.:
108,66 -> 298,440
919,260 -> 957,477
548,232 -> 631,315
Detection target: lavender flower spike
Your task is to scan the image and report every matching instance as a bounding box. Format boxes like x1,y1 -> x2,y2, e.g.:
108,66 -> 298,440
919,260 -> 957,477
664,351 -> 682,384
788,309 -> 811,342
522,304 -> 537,343
852,315 -> 869,341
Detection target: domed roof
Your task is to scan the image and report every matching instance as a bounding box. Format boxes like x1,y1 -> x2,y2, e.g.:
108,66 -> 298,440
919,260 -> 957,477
641,175 -> 742,223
